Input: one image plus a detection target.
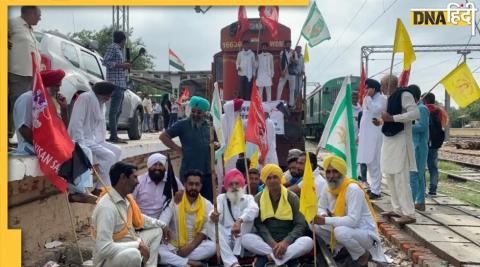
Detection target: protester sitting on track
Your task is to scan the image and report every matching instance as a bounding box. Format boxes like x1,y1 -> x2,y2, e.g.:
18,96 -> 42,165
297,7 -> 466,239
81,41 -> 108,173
241,164 -> 313,267
313,155 -> 387,267
210,169 -> 259,267
132,153 -> 184,219
92,162 -> 166,267
158,169 -> 216,267
248,168 -> 263,195
283,155 -> 301,187
289,152 -> 326,200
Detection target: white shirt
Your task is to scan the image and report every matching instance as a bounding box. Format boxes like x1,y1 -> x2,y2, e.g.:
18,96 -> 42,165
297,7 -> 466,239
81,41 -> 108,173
68,91 -> 107,146
212,193 -> 258,229
256,52 -> 274,87
143,98 -> 153,114
160,196 -> 214,244
299,167 -> 327,201
265,118 -> 278,165
8,16 -> 41,77
381,92 -> 420,173
92,188 -> 167,267
319,183 -> 376,233
13,91 -> 34,154
236,49 -> 256,81
132,173 -> 184,219
153,103 -> 162,114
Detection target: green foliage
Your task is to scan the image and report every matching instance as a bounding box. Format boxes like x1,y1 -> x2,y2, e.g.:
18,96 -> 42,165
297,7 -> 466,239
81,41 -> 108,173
68,26 -> 154,70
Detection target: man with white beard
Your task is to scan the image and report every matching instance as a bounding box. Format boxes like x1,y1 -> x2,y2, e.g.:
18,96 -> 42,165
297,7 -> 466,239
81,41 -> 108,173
210,169 -> 259,267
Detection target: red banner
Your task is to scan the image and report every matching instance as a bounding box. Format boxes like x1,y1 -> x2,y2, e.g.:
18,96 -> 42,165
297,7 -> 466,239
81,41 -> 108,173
245,81 -> 268,163
358,62 -> 366,106
236,6 -> 250,41
399,68 -> 411,87
259,6 -> 279,39
31,53 -> 74,192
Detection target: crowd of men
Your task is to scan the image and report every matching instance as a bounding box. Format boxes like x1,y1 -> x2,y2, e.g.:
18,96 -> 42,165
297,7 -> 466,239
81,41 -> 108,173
236,40 -> 305,108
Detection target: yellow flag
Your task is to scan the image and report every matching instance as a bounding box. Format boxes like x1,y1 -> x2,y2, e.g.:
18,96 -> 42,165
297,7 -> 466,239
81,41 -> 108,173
224,116 -> 246,161
299,153 -> 317,223
304,44 -> 310,63
250,148 -> 259,169
393,19 -> 416,70
440,62 -> 480,108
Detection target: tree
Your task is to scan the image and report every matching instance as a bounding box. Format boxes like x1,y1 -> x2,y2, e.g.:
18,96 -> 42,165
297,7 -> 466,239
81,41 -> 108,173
68,26 -> 154,70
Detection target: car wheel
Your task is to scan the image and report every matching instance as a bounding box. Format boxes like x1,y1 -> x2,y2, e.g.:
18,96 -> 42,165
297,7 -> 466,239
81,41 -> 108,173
128,108 -> 142,140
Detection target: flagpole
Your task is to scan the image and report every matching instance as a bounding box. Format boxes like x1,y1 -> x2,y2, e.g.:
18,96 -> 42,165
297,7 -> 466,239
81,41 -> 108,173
312,222 -> 317,267
421,80 -> 441,100
387,51 -> 395,90
168,153 -> 180,248
243,155 -> 251,194
64,192 -> 85,265
168,43 -> 171,73
209,115 -> 221,263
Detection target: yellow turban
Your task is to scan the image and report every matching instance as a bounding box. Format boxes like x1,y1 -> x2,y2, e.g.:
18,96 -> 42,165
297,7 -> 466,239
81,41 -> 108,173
260,164 -> 286,184
322,155 -> 347,177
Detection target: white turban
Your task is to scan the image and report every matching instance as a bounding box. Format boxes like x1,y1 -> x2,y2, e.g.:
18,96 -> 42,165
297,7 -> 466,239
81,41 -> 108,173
147,153 -> 167,169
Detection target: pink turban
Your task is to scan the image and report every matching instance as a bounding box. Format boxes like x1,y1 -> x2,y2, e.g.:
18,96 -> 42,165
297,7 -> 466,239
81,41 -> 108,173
224,169 -> 245,189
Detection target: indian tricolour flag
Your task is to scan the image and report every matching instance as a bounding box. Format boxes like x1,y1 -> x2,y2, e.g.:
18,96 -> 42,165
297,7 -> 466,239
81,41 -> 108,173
169,48 -> 186,71
318,76 -> 357,178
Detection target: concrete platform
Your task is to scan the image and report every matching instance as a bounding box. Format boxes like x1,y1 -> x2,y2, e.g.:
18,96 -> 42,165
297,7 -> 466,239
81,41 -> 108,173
373,184 -> 480,266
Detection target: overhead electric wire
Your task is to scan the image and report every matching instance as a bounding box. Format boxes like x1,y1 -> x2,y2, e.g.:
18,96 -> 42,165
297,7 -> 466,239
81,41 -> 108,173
319,0 -> 400,74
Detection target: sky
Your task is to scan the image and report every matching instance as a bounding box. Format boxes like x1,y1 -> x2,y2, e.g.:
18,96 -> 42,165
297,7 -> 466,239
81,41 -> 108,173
9,0 -> 480,107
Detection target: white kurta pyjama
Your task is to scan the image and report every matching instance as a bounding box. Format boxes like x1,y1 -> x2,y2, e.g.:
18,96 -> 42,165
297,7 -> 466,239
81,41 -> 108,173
314,183 -> 387,262
381,92 -> 420,217
68,90 -> 121,188
92,188 -> 165,267
357,93 -> 387,194
158,197 -> 216,267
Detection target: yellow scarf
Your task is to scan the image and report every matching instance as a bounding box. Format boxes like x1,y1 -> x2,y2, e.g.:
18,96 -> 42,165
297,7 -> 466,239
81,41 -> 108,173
92,187 -> 144,241
260,185 -> 293,222
176,192 -> 206,247
328,178 -> 377,252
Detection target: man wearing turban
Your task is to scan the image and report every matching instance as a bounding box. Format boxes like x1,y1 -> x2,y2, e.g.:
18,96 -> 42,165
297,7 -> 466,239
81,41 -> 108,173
132,153 -> 184,219
13,69 -> 68,155
313,155 -> 386,267
160,96 -> 215,201
210,169 -> 259,267
357,78 -> 387,200
241,164 -> 313,267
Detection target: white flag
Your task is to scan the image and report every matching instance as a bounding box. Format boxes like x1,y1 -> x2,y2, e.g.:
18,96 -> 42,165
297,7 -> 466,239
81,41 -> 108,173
318,76 -> 357,178
211,84 -> 225,160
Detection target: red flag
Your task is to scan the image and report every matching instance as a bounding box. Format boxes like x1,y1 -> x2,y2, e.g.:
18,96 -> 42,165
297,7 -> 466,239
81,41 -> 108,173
259,6 -> 279,39
178,87 -> 190,104
398,69 -> 411,87
358,62 -> 366,106
236,6 -> 250,41
245,81 -> 268,163
31,53 -> 74,192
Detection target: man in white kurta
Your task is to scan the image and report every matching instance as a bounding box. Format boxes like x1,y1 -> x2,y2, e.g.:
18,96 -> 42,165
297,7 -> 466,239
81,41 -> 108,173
378,75 -> 419,224
256,42 -> 274,101
265,114 -> 279,165
313,155 -> 386,266
68,82 -> 122,189
158,170 -> 216,267
92,162 -> 165,267
236,40 -> 256,100
357,79 -> 387,199
210,169 -> 259,267
132,153 -> 184,219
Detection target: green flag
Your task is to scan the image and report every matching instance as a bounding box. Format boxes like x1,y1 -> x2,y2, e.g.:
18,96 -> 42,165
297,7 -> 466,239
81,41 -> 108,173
318,76 -> 357,178
301,2 -> 331,47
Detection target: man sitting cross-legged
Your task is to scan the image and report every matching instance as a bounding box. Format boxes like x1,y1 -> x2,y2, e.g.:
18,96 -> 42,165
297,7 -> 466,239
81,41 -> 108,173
158,169 -> 216,267
241,164 -> 313,267
210,169 -> 259,267
312,155 -> 387,267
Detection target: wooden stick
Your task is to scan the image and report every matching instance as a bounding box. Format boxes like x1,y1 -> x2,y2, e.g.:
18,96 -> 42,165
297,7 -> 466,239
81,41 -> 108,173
387,51 -> 395,93
421,80 -> 441,100
64,192 -> 84,265
243,155 -> 251,194
312,223 -> 317,267
209,118 -> 221,263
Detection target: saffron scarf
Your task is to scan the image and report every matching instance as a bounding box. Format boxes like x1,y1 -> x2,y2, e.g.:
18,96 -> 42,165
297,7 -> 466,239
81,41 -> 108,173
260,185 -> 293,222
176,192 -> 206,247
328,178 -> 377,252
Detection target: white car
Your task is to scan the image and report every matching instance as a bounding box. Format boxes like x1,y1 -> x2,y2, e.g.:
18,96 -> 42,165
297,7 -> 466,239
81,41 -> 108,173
35,31 -> 144,140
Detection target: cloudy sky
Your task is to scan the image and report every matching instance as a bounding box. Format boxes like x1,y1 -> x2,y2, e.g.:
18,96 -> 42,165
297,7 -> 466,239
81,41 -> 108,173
9,0 -> 480,106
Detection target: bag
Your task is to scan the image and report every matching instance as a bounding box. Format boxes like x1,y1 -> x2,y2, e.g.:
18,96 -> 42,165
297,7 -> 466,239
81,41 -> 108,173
429,110 -> 445,149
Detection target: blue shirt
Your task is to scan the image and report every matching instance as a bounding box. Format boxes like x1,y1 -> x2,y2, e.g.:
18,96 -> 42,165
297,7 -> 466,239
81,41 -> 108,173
166,118 -> 211,180
412,103 -> 430,149
103,43 -> 127,89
